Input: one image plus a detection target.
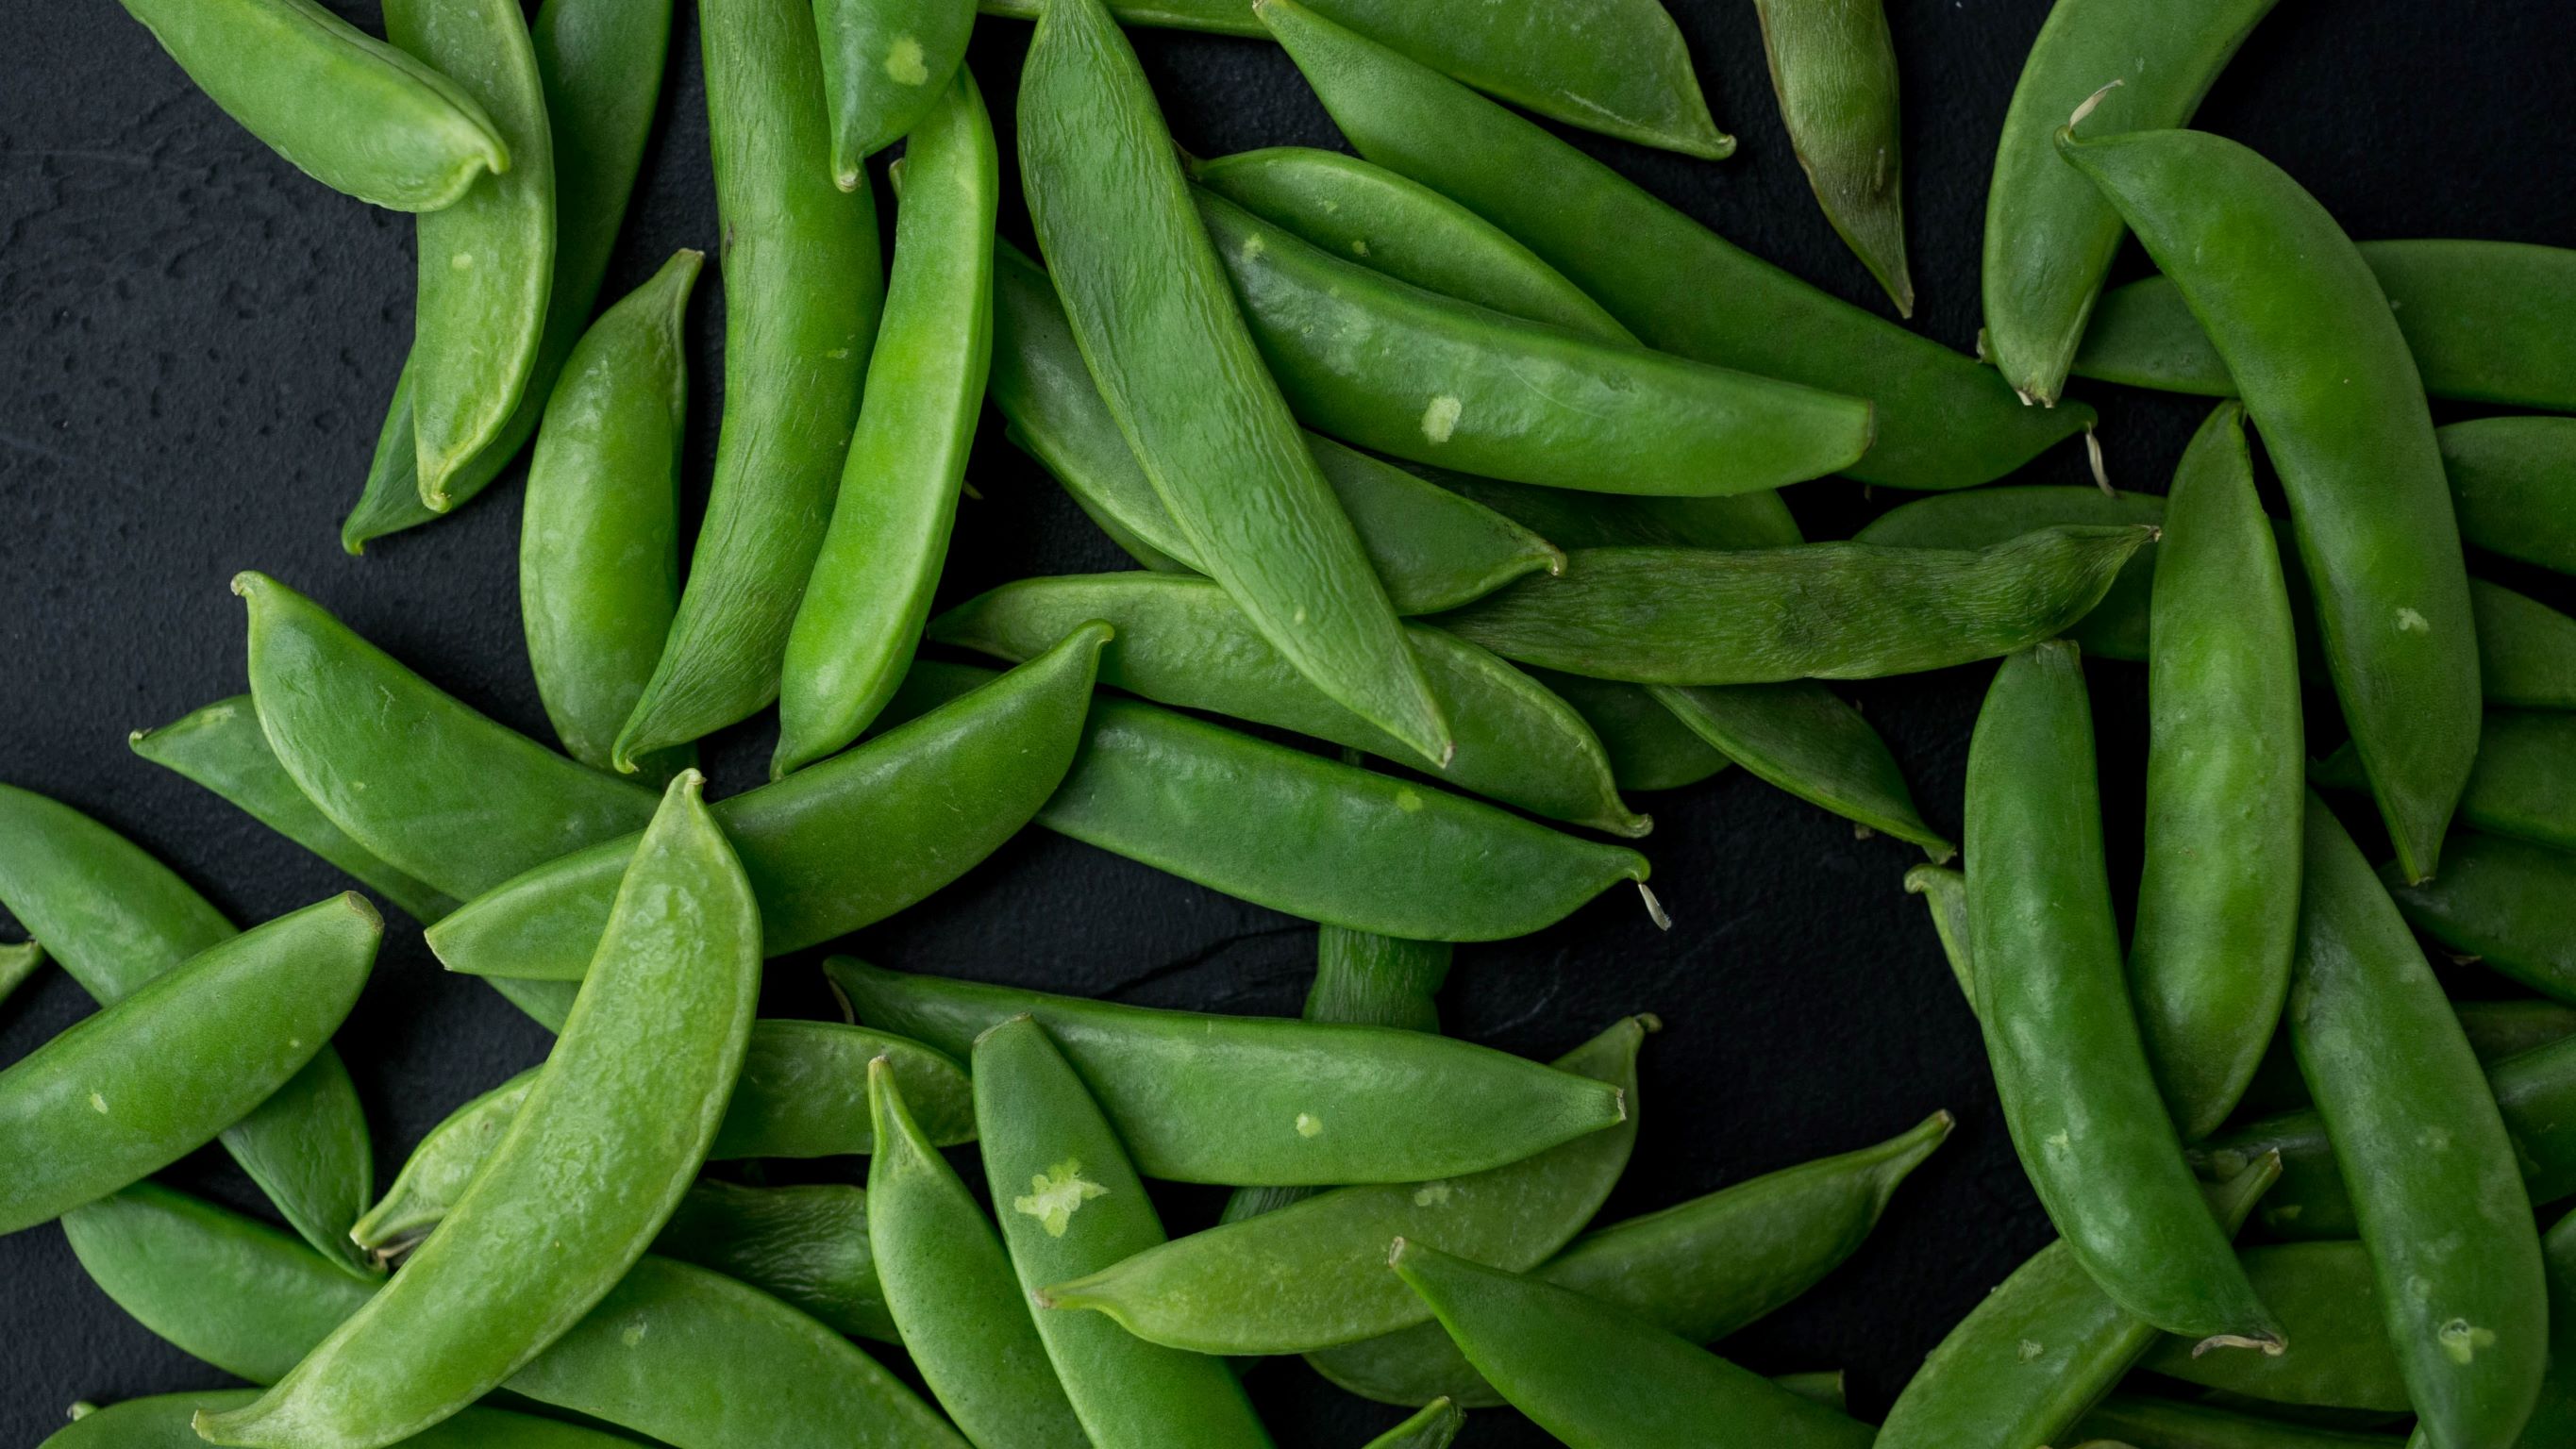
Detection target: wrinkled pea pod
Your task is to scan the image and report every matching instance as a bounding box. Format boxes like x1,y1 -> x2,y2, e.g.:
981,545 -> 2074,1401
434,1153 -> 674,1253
1650,682 -> 1951,859
113,0 -> 508,211
0,939 -> 42,1005
1260,0 -> 2091,492
832,958 -> 1625,1187
427,625 -> 1107,980
814,0 -> 975,182
2076,1395 -> 2402,1449
880,661 -> 1654,941
657,1180 -> 895,1345
2138,1241 -> 2413,1414
42,1392 -> 632,1449
2376,832 -> 2576,1008
1751,0 -> 1912,316
1529,669 -> 1732,793
1360,1400 -> 1463,1449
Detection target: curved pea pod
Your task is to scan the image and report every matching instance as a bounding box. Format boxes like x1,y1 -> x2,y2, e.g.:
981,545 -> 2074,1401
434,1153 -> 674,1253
2318,713 -> 2576,856
1435,528 -> 2154,687
1042,1015 -> 1644,1354
815,0 -> 974,181
1259,0 -> 2090,493
2440,417 -> 2576,575
1751,0 -> 1912,315
1389,1239 -> 1876,1449
2377,833 -> 2576,1007
0,894 -> 377,1238
0,939 -> 41,1005
1651,682 -> 1950,859
612,0 -> 882,770
1196,189 -> 1876,498
1981,0 -> 2275,405
1361,1400 -> 1463,1449
2283,795 -> 2548,1449
2139,1241 -> 2413,1414
657,1180 -> 894,1343
114,0 -> 507,210
1902,863 -> 1977,1004
2073,241 -> 2576,415
976,1015 -> 1276,1447
1530,669 -> 1731,793
988,244 -> 1560,616
427,625 -> 1107,979
42,1393 -> 633,1449
2076,1395 -> 2402,1449
882,660 -> 1654,941
1877,1155 -> 2281,1449
2061,127 -> 2478,883
932,574 -> 1644,836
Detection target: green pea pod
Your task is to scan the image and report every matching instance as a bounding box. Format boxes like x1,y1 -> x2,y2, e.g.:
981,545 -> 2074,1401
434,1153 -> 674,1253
976,1015 -> 1276,1447
129,695 -> 460,923
776,71 -> 996,775
1438,473 -> 1803,553
832,958 -> 1624,1186
2138,1241 -> 2413,1414
2317,714 -> 2576,855
657,1180 -> 894,1343
1751,0 -> 1912,315
2234,1000 -> 2576,1124
1902,863 -> 1976,1004
1530,669 -> 1732,793
1388,1239 -> 1876,1449
0,939 -> 42,1005
520,250 -> 701,782
931,574 -> 1645,836
1043,1015 -> 1646,1354
42,1393 -> 633,1449
612,0 -> 883,770
2509,1211 -> 2576,1449
0,894 -> 377,1237
1022,0 -> 1445,765
1435,528 -> 2154,687
2061,126 -> 2479,884
1196,189 -> 1877,497
1360,1400 -> 1463,1449
1259,0 -> 2090,492
1650,682 -> 1950,859
2077,1395 -> 2401,1449
2284,794 -> 2549,1449
200,774 -> 762,1448
427,625 -> 1107,979
2072,241 -> 2576,415
1981,0 -> 2275,404
343,0 -> 674,546
870,1056 -> 1088,1448
2439,417 -> 2576,575
880,661 -> 1655,941
113,0 -> 508,211
815,0 -> 974,182
1876,1156 -> 2282,1449
1309,1110 -> 1949,1408
0,785 -> 376,1274
2378,832 -> 2576,1007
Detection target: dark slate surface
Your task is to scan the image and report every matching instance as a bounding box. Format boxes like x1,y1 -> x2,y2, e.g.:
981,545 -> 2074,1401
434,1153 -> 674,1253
2,0 -> 2569,1441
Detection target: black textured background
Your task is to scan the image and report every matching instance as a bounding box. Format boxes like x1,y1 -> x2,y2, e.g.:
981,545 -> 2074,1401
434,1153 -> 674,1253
3,0 -> 2572,1442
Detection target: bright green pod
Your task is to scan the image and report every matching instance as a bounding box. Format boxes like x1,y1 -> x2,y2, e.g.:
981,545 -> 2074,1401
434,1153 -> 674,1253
2138,1241 -> 2412,1414
2439,416 -> 2576,575
1042,1016 -> 1646,1355
113,0 -> 508,210
869,1057 -> 1087,1448
1360,1401 -> 1463,1449
1021,0 -> 1445,765
657,1180 -> 895,1344
1435,528 -> 2154,687
2377,832 -> 2576,1007
1530,669 -> 1731,793
1260,0 -> 2090,492
882,660 -> 1655,941
1752,0 -> 1912,316
1309,1111 -> 1949,1408
1650,682 -> 1950,859
2076,1395 -> 2401,1449
931,574 -> 1646,836
815,0 -> 974,182
2317,713 -> 2576,855
613,0 -> 883,769
427,625 -> 1107,979
1196,189 -> 1877,498
777,72 -> 996,776
974,1015 -> 1275,1447
0,895 -> 377,1237
42,1393 -> 633,1449
2061,127 -> 2479,884
832,958 -> 1625,1187
1389,1239 -> 1876,1449
0,939 -> 41,1005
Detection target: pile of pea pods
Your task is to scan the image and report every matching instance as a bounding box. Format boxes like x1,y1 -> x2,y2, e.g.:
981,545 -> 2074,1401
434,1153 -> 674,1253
9,0 -> 2576,1442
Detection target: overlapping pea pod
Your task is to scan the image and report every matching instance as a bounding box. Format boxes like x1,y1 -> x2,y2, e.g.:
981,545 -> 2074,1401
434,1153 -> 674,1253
1751,0 -> 1912,315
1531,670 -> 1732,793
2137,1241 -> 2411,1413
2076,1395 -> 2403,1449
1259,0 -> 2091,492
2373,832 -> 2576,1005
876,661 -> 1655,941
2433,417 -> 2576,575
656,1181 -> 895,1343
0,785 -> 376,1274
814,0 -> 974,182
2233,997 -> 2576,1121
42,1393 -> 633,1449
62,1184 -> 966,1449
1359,1401 -> 1463,1449
2317,714 -> 2576,857
1650,683 -> 1952,860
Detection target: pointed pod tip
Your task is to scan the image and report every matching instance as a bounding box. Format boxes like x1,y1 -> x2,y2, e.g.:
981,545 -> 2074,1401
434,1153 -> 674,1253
337,891 -> 385,933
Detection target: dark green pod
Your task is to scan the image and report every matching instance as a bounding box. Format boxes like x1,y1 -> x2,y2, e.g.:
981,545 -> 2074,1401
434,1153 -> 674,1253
656,1180 -> 895,1344
2379,832 -> 2576,1006
1528,669 -> 1732,793
1651,682 -> 1950,859
1751,0 -> 1912,315
2077,1394 -> 2401,1449
2440,416 -> 2576,575
2317,712 -> 2576,856
2138,1241 -> 2411,1413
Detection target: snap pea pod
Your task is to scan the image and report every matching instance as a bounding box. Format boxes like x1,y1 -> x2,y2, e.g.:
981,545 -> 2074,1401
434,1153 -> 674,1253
931,574 -> 1645,835
112,0 -> 507,210
612,0 -> 882,770
2503,1210 -> 2576,1449
1752,0 -> 1912,315
1360,1401 -> 1462,1449
2072,241 -> 2576,414
1196,189 -> 1877,498
1981,0 -> 2276,405
1388,1239 -> 1876,1449
0,894 -> 377,1237
2439,417 -> 2576,575
976,1015 -> 1275,1447
815,0 -> 974,182
776,72 -> 995,775
657,1180 -> 895,1344
1875,1157 -> 2281,1449
1436,473 -> 1803,554
2283,795 -> 2548,1449
0,785 -> 376,1274
2063,127 -> 2478,883
0,939 -> 41,1005
881,661 -> 1654,941
1433,527 -> 2153,687
2139,1241 -> 2413,1414
2077,1395 -> 2404,1449
1043,1016 -> 1645,1354
1022,0 -> 1445,765
200,774 -> 762,1449
2377,832 -> 2576,1006
831,958 -> 1625,1187
42,1393 -> 634,1449
1260,0 -> 2091,492
1650,682 -> 1950,858
2317,713 -> 2576,854
989,243 -> 1561,616
427,625 -> 1107,979
1310,1112 -> 1948,1407
1528,669 -> 1732,793
2232,999 -> 2576,1135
